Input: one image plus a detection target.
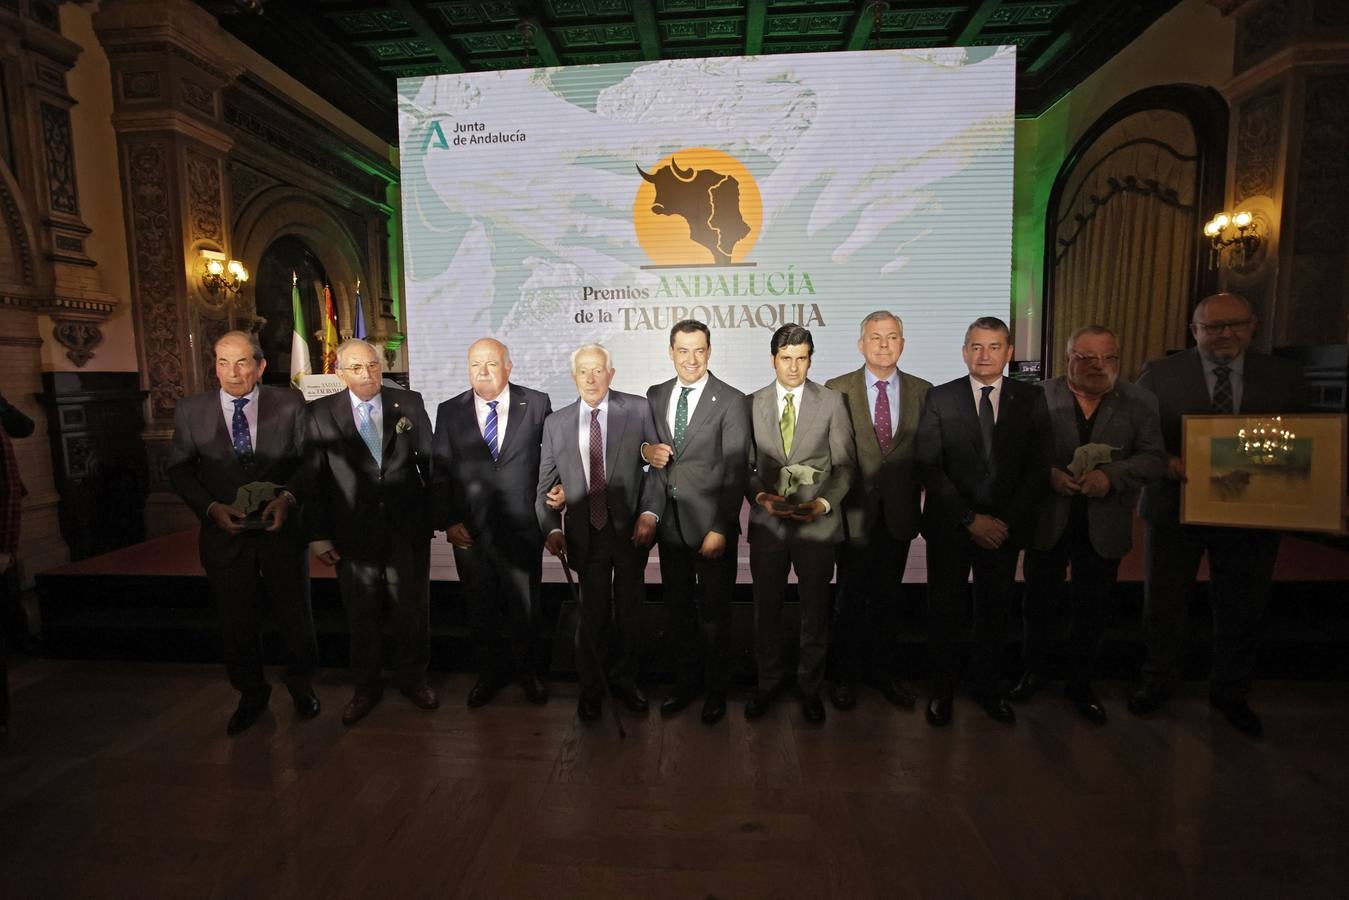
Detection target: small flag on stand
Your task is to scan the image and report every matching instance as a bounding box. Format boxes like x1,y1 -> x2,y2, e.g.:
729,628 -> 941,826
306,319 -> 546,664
288,272 -> 311,388
353,278 -> 367,341
321,284 -> 339,374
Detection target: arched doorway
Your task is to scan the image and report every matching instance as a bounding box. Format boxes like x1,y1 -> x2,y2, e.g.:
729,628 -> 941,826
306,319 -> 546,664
252,236 -> 329,385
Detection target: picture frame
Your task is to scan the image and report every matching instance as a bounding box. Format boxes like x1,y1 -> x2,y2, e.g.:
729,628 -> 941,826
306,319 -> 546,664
1181,413 -> 1347,533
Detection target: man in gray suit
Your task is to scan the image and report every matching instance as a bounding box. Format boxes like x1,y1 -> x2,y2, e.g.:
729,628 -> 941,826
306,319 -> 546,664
1009,326 -> 1166,723
825,311 -> 931,711
167,330 -> 318,735
643,320 -> 750,726
537,344 -> 663,722
745,324 -> 857,724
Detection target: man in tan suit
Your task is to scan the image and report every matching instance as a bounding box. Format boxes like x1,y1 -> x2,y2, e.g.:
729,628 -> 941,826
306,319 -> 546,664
825,311 -> 931,711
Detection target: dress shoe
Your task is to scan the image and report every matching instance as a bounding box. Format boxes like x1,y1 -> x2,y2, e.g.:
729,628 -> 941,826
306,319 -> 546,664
925,694 -> 953,727
1008,672 -> 1050,703
1127,683 -> 1171,716
1065,684 -> 1107,725
611,680 -> 649,714
467,676 -> 505,708
521,674 -> 549,705
341,688 -> 382,726
401,684 -> 440,710
801,694 -> 826,724
829,682 -> 857,711
971,690 -> 1016,724
226,685 -> 272,736
868,678 -> 917,708
660,688 -> 699,717
292,689 -> 321,720
577,693 -> 603,722
700,692 -> 727,726
744,689 -> 775,721
1210,693 -> 1263,739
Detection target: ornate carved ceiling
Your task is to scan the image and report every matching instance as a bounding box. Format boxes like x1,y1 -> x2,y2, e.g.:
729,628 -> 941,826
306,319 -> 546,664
194,0 -> 1182,143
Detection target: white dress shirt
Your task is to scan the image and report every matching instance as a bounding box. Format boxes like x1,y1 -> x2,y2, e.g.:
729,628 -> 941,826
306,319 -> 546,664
968,375 -> 1004,421
219,386 -> 260,451
474,385 -> 511,444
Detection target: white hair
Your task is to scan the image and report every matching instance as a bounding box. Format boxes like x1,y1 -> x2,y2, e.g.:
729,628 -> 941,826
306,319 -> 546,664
570,343 -> 613,372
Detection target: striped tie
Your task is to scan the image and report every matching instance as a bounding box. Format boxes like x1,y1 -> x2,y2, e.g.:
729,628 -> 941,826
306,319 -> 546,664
484,400 -> 499,460
1212,365 -> 1234,414
357,401 -> 381,467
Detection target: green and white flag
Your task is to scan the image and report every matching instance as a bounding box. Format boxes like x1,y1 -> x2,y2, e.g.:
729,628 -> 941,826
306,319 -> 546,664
289,275 -> 311,388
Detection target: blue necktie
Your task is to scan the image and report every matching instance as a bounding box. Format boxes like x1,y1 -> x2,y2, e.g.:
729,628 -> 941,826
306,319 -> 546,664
231,397 -> 254,470
484,400 -> 500,461
357,401 -> 381,467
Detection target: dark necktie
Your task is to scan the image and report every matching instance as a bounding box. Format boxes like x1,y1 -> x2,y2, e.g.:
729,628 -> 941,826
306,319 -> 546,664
1212,365 -> 1234,414
231,397 -> 254,470
978,385 -> 995,460
588,408 -> 607,529
484,400 -> 499,460
673,386 -> 692,454
874,379 -> 893,455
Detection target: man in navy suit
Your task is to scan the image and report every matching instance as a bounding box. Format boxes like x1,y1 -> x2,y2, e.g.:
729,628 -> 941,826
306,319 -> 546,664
434,338 -> 553,707
536,344 -> 662,722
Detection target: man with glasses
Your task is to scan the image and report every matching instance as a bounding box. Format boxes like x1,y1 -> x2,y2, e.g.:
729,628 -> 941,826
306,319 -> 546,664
1132,293 -> 1305,737
1009,326 -> 1166,723
305,339 -> 437,724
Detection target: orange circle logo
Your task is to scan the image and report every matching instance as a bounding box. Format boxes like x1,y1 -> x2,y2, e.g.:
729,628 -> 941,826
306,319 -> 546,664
633,148 -> 762,267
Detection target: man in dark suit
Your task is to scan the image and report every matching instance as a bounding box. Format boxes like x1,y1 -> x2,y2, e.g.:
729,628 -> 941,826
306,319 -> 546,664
745,324 -> 856,724
825,311 -> 931,712
305,338 -> 437,725
167,330 -> 318,735
433,338 -> 553,707
536,344 -> 662,722
916,315 -> 1050,727
1131,292 -> 1305,738
642,320 -> 749,726
0,389 -> 33,735
1010,325 -> 1166,723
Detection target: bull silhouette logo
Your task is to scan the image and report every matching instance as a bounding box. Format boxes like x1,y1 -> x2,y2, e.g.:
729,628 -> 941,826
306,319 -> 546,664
633,148 -> 762,268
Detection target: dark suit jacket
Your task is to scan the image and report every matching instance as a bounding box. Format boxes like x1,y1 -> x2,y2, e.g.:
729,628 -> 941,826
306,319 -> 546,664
1032,377 -> 1167,558
167,385 -> 308,567
825,366 -> 931,545
433,383 -> 552,557
646,372 -> 749,546
1136,347 -> 1305,523
535,390 -> 663,569
302,386 -> 433,559
916,376 -> 1050,543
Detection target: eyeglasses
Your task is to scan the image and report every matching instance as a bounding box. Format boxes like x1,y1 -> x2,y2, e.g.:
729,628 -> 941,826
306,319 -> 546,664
341,362 -> 382,375
1193,319 -> 1254,335
1069,353 -> 1120,366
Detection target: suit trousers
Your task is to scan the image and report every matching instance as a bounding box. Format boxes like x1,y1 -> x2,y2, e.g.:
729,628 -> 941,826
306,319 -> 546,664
749,525 -> 836,697
659,500 -> 736,694
1021,528 -> 1120,688
337,531 -> 430,691
833,513 -> 911,684
456,537 -> 546,679
205,535 -> 317,701
926,532 -> 1019,695
1142,517 -> 1279,700
575,520 -> 648,695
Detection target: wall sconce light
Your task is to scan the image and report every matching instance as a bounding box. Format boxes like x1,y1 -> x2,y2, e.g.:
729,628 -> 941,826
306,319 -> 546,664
1203,210 -> 1261,268
200,250 -> 249,294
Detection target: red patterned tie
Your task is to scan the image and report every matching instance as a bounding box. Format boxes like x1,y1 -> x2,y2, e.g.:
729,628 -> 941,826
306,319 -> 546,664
874,379 -> 893,455
589,408 -> 607,529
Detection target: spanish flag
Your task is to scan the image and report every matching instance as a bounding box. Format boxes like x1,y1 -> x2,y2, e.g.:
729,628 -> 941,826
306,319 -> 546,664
321,284 -> 339,374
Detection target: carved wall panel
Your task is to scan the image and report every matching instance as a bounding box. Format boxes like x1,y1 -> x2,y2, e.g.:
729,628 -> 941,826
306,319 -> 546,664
1234,86 -> 1283,203
1291,74 -> 1349,255
227,160 -> 277,213
185,149 -> 223,243
120,70 -> 161,100
127,141 -> 184,420
40,102 -> 79,215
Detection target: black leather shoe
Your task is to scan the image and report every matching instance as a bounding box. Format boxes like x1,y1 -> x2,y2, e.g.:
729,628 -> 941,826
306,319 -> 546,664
577,693 -> 602,722
971,690 -> 1016,724
801,694 -> 826,724
744,689 -> 774,720
401,684 -> 440,710
227,685 -> 272,736
1127,683 -> 1171,716
341,688 -> 382,726
1210,694 -> 1263,738
292,689 -> 321,720
829,682 -> 857,711
868,678 -> 917,708
1065,685 -> 1107,725
611,680 -> 649,714
1008,672 -> 1050,703
660,688 -> 699,717
700,692 -> 727,725
467,676 -> 505,708
925,694 -> 953,727
521,674 -> 549,705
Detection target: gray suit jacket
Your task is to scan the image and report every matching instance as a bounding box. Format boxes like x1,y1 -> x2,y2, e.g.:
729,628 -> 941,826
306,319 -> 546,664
1032,377 -> 1167,558
746,380 -> 857,544
825,366 -> 931,545
647,372 -> 749,546
535,390 -> 664,570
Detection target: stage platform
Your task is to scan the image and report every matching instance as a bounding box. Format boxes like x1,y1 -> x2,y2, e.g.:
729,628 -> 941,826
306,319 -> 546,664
34,523 -> 1349,682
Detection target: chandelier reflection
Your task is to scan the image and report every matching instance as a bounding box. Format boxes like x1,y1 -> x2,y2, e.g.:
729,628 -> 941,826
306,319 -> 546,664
1237,416 -> 1295,466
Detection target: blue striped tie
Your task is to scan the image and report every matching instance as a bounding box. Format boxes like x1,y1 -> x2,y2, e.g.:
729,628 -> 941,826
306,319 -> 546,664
484,400 -> 499,461
357,401 -> 381,467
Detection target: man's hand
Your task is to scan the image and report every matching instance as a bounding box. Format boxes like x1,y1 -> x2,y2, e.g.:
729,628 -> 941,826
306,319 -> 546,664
1049,467 -> 1082,496
1166,454 -> 1186,482
446,522 -> 475,549
1078,469 -> 1112,498
208,502 -> 247,535
0,552 -> 12,574
756,492 -> 795,518
967,513 -> 1009,550
643,442 -> 674,469
699,531 -> 727,559
261,495 -> 291,532
790,498 -> 827,524
632,512 -> 657,547
544,531 -> 567,558
314,548 -> 340,565
545,484 -> 566,510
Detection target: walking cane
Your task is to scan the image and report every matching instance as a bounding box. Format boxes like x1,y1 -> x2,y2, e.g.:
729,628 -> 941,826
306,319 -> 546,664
558,551 -> 626,740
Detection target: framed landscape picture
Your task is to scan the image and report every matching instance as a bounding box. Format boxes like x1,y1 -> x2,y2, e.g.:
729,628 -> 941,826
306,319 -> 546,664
1182,413 -> 1347,533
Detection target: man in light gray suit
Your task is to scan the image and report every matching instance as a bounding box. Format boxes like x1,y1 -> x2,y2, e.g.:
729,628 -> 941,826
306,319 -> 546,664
745,324 -> 857,724
537,345 -> 663,722
1009,325 -> 1167,723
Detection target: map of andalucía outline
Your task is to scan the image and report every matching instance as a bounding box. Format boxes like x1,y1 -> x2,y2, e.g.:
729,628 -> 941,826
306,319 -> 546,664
633,148 -> 762,268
